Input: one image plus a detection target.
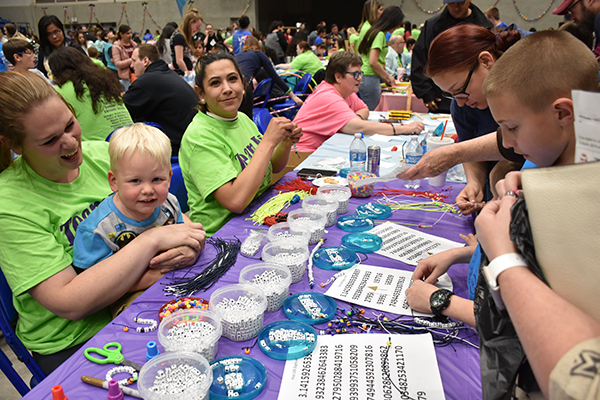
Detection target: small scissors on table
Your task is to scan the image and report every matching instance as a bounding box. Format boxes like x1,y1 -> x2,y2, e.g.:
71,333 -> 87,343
84,342 -> 143,371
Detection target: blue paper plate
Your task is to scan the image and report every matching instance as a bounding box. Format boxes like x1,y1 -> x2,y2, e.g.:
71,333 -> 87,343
356,203 -> 392,219
257,320 -> 317,360
210,355 -> 267,400
312,246 -> 357,271
342,232 -> 383,253
336,214 -> 374,232
283,292 -> 337,325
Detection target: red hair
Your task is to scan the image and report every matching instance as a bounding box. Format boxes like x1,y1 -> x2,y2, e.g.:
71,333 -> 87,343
425,24 -> 521,77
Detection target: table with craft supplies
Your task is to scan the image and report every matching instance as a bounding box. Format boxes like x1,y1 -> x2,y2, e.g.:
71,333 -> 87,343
376,91 -> 429,114
23,166 -> 480,399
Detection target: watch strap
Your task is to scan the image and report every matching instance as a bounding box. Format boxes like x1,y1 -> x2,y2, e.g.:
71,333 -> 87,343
483,253 -> 527,310
429,288 -> 454,318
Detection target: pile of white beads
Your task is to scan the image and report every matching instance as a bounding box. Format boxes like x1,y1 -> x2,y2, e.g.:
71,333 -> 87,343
213,357 -> 264,397
317,185 -> 352,215
287,209 -> 327,245
250,270 -> 288,312
268,328 -> 316,344
213,295 -> 265,341
148,363 -> 207,396
261,242 -> 309,284
166,321 -> 217,361
302,195 -> 340,227
240,230 -> 266,256
270,252 -> 306,283
266,222 -> 311,246
298,294 -> 324,319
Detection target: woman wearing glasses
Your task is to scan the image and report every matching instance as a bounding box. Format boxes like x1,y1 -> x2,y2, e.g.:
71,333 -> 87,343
36,15 -> 85,78
294,51 -> 423,152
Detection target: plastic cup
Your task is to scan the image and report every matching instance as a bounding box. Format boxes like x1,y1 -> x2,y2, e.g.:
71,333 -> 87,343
317,185 -> 351,214
239,263 -> 292,312
267,222 -> 310,246
137,351 -> 212,400
426,137 -> 455,187
397,67 -> 405,79
302,195 -> 339,227
261,241 -> 309,283
287,208 -> 327,244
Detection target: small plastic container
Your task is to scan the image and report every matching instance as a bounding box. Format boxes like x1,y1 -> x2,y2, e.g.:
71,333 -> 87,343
283,292 -> 337,325
239,263 -> 292,312
158,308 -> 222,362
267,222 -> 310,246
336,214 -> 375,232
257,320 -> 317,360
302,195 -> 339,227
356,202 -> 392,219
210,284 -> 267,342
158,297 -> 209,321
342,232 -> 383,253
138,351 -> 212,400
317,185 -> 352,214
209,355 -> 267,400
347,172 -> 376,198
312,246 -> 357,271
261,241 -> 309,283
287,208 -> 327,244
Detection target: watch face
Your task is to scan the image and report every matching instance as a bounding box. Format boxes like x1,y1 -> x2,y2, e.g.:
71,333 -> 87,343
431,290 -> 448,308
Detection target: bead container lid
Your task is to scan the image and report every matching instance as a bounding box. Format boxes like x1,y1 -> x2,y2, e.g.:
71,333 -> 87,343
312,246 -> 357,271
341,232 -> 383,253
283,292 -> 337,325
336,214 -> 375,232
209,355 -> 267,400
257,320 -> 318,360
356,202 -> 392,219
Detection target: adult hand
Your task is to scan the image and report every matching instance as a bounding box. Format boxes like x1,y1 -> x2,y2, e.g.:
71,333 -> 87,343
396,146 -> 456,180
412,252 -> 454,284
405,280 -> 438,314
474,197 -> 519,261
402,121 -> 425,134
150,245 -> 201,272
263,117 -> 298,146
290,92 -> 303,106
495,171 -> 523,199
424,98 -> 442,112
383,73 -> 396,87
144,222 -> 206,266
455,184 -> 485,215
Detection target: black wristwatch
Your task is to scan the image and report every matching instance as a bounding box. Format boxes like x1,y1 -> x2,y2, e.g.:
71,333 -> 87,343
430,289 -> 454,318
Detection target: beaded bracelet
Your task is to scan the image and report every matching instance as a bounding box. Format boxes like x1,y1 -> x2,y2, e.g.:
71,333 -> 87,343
106,365 -> 138,386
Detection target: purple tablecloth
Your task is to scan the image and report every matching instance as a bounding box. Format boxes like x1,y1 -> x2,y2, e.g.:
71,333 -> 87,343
23,174 -> 481,400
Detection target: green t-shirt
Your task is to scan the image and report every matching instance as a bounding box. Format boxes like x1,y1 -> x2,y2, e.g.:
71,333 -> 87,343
360,31 -> 388,76
55,81 -> 133,142
411,28 -> 421,41
392,28 -> 404,37
179,112 -> 272,236
91,58 -> 106,69
0,141 -> 113,355
357,21 -> 372,45
290,51 -> 324,77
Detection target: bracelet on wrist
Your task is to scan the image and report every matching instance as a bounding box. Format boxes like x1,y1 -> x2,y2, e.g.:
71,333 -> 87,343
391,124 -> 396,136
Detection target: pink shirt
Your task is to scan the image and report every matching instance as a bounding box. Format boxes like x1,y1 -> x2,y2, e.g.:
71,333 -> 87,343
294,81 -> 367,152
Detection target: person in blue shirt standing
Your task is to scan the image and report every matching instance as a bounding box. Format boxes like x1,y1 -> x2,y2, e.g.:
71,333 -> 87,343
232,15 -> 252,55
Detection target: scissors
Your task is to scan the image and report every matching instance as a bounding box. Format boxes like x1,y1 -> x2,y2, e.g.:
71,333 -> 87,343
84,342 -> 143,371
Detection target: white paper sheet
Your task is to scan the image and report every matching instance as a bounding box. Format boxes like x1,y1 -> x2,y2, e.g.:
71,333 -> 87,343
573,90 -> 600,163
279,333 -> 446,400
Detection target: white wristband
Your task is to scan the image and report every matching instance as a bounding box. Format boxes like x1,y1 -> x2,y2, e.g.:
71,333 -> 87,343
483,253 -> 527,310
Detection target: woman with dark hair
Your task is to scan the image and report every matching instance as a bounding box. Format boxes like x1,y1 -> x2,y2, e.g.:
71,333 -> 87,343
285,30 -> 308,58
358,5 -> 404,110
156,25 -> 176,66
179,51 -> 302,236
278,40 -> 324,77
48,46 -> 133,141
74,31 -> 89,55
112,25 -> 137,91
171,8 -> 203,77
403,24 -> 526,326
36,15 -> 84,77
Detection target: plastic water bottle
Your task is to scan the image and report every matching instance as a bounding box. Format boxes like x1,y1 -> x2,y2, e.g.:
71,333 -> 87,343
349,132 -> 367,173
404,135 -> 423,189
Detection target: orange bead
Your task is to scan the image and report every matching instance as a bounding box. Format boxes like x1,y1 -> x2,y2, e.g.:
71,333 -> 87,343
244,348 -> 250,354
123,326 -> 129,332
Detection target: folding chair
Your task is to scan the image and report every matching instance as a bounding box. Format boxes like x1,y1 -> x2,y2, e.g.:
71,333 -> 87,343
272,73 -> 313,119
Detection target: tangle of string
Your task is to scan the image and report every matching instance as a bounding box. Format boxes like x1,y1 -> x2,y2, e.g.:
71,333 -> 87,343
273,177 -> 318,194
246,191 -> 311,225
163,237 -> 241,297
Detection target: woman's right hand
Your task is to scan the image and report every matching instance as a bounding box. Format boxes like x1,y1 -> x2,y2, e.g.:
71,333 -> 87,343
383,73 -> 396,87
143,222 -> 206,257
263,117 -> 300,146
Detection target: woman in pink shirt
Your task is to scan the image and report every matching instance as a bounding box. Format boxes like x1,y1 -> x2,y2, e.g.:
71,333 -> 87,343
294,52 -> 423,152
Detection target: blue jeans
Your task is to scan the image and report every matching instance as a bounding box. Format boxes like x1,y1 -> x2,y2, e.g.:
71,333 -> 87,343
359,75 -> 382,111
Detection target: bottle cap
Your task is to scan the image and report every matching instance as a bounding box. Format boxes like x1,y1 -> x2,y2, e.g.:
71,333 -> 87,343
146,340 -> 159,361
354,133 -> 361,138
107,379 -> 124,400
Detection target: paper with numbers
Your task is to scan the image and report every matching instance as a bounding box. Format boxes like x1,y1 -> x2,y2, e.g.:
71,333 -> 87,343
278,333 -> 445,400
324,264 -> 452,316
371,222 -> 464,266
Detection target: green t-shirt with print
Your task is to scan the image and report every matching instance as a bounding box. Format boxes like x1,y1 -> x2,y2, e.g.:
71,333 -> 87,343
179,111 -> 272,236
290,51 -> 324,76
360,31 -> 388,76
55,80 -> 133,142
0,141 -> 113,355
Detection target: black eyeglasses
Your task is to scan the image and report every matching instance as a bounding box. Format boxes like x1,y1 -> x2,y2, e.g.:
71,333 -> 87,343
345,71 -> 364,80
566,0 -> 581,13
442,62 -> 477,100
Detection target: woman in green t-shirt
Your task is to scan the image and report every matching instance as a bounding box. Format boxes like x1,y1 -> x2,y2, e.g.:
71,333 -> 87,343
358,6 -> 405,110
278,41 -> 325,77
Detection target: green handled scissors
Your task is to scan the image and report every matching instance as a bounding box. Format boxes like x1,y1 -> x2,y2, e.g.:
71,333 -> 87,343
84,342 -> 143,371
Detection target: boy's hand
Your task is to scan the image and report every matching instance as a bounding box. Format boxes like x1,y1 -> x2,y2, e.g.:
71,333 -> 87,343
475,197 -> 519,261
495,171 -> 523,199
459,233 -> 478,247
405,280 -> 438,314
412,250 -> 456,284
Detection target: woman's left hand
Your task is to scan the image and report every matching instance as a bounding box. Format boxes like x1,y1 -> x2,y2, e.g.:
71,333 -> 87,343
405,280 -> 438,314
290,92 -> 303,106
264,117 -> 301,145
474,196 -> 519,260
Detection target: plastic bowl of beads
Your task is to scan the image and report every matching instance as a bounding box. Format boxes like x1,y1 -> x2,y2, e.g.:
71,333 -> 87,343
286,208 -> 327,245
283,292 -> 337,325
336,214 -> 375,232
341,232 -> 383,253
209,284 -> 267,342
209,355 -> 267,400
356,202 -> 392,219
261,241 -> 309,284
312,246 -> 358,271
301,195 -> 339,227
239,263 -> 292,312
347,172 -> 376,198
257,320 -> 317,360
158,297 -> 209,322
266,222 -> 310,246
137,351 -> 213,400
317,184 -> 351,214
158,308 -> 222,362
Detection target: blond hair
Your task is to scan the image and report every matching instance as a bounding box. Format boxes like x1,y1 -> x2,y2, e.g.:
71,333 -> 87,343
483,31 -> 598,112
181,8 -> 203,49
0,71 -> 69,173
108,123 -> 172,174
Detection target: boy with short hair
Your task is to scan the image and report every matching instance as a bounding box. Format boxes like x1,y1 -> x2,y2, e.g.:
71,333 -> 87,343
73,123 -> 189,283
2,38 -> 50,82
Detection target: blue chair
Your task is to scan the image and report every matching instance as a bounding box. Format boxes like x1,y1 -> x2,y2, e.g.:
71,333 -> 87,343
252,108 -> 273,135
170,163 -> 189,214
0,268 -> 46,395
272,73 -> 313,119
253,78 -> 274,109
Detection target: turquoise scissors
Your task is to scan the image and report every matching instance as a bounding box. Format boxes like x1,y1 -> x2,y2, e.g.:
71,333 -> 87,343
84,342 -> 143,371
